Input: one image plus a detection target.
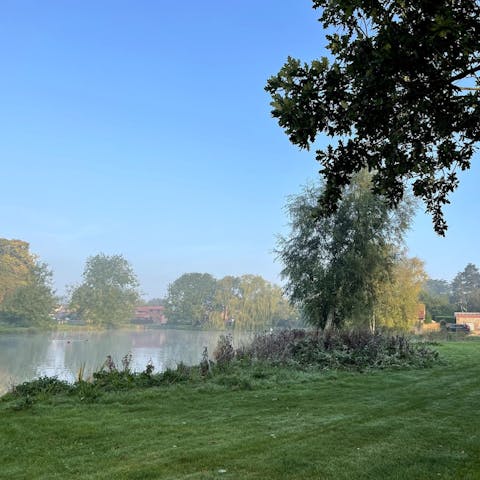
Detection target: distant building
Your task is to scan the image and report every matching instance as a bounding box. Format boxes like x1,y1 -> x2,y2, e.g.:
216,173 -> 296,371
412,303 -> 427,333
454,312 -> 480,332
52,305 -> 83,325
132,306 -> 167,324
417,303 -> 426,323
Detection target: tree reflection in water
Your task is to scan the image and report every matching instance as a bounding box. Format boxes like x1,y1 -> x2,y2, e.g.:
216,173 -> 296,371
0,329 -> 248,394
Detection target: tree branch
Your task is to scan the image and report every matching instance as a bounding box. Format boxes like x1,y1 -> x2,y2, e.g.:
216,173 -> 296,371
451,64 -> 480,83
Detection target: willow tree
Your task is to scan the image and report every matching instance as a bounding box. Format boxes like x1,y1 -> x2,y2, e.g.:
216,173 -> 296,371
232,275 -> 284,331
209,275 -> 295,331
277,172 -> 413,329
266,0 -> 480,235
374,257 -> 427,331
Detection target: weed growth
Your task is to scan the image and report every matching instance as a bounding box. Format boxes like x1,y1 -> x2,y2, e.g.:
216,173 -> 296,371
213,334 -> 235,366
216,329 -> 439,370
12,376 -> 71,397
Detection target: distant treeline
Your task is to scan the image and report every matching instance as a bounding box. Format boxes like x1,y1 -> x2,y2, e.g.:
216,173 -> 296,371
162,273 -> 299,330
421,263 -> 480,322
1,235 -> 477,330
0,238 -> 298,329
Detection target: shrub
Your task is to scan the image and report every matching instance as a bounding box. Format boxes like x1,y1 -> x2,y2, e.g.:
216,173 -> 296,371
241,329 -> 306,363
74,381 -> 101,402
160,362 -> 193,384
92,370 -> 136,391
212,328 -> 439,371
213,335 -> 235,366
5,330 -> 440,405
12,376 -> 71,397
11,394 -> 35,411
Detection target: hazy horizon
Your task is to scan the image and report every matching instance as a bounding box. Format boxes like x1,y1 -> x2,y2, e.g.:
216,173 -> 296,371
1,0 -> 479,299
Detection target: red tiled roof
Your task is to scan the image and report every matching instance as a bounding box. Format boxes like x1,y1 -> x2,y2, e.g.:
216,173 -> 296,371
455,312 -> 480,319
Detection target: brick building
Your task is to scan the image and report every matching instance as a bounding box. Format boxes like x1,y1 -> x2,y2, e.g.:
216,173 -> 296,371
454,312 -> 480,332
133,306 -> 167,324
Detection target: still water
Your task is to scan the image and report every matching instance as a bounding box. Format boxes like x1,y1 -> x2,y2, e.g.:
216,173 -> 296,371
0,329 -> 241,395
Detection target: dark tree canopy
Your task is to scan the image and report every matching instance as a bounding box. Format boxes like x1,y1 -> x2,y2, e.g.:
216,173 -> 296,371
266,0 -> 480,235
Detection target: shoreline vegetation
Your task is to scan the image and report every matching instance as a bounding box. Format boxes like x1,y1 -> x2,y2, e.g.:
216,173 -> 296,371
2,329 -> 442,401
1,332 -> 479,479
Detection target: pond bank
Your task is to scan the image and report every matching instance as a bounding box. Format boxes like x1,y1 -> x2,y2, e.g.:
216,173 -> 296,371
0,328 -> 234,395
1,342 -> 479,479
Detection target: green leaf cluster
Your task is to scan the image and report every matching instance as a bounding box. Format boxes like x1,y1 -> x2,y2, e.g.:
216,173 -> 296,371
69,253 -> 140,327
266,0 -> 480,235
0,239 -> 56,327
277,172 -> 419,330
165,273 -> 299,330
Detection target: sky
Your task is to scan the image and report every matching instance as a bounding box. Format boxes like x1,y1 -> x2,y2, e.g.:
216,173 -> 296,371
1,0 -> 479,300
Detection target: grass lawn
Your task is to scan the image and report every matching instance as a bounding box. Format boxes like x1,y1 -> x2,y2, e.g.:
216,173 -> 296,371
1,341 -> 479,479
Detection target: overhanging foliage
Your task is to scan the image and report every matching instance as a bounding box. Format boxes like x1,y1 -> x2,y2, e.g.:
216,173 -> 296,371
266,0 -> 480,235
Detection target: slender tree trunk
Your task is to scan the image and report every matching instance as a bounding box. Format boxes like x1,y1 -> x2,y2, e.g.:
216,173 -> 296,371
325,306 -> 335,330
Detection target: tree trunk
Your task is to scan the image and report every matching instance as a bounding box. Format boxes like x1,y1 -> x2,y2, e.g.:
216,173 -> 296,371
325,306 -> 335,330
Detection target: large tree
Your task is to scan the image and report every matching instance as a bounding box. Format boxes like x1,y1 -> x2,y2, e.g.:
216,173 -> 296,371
210,274 -> 298,330
69,253 -> 140,327
212,275 -> 241,327
165,273 -> 217,325
266,0 -> 480,235
0,239 -> 56,327
423,279 -> 451,297
0,239 -> 36,304
233,275 -> 292,331
277,172 -> 413,329
450,263 -> 480,312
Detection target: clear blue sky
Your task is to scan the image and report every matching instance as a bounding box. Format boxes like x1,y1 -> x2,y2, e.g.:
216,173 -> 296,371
1,0 -> 478,299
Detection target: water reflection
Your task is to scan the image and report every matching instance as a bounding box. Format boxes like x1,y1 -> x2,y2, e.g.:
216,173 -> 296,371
0,329 -> 237,395
37,337 -> 76,382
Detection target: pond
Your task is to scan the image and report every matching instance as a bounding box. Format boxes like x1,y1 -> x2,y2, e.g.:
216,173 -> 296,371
0,328 -> 246,395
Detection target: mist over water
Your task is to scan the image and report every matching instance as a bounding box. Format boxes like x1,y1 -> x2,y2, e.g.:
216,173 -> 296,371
0,329 -> 247,395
